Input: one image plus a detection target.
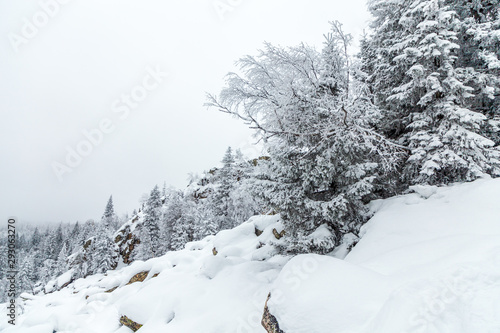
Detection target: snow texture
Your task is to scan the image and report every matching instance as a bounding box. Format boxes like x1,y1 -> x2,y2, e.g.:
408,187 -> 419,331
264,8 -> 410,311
269,177 -> 500,332
3,178 -> 500,332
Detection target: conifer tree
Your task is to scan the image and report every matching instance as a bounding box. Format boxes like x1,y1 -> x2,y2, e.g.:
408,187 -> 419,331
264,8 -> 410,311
210,147 -> 236,230
56,243 -> 69,276
90,223 -> 118,274
31,227 -> 41,250
142,185 -> 163,257
47,224 -> 64,260
162,189 -> 184,252
208,22 -> 404,253
18,254 -> 36,294
364,0 -> 500,184
68,221 -> 81,253
102,195 -> 115,229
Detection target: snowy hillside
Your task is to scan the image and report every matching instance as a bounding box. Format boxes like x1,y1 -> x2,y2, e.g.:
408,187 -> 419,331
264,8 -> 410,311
269,177 -> 500,332
3,177 -> 500,332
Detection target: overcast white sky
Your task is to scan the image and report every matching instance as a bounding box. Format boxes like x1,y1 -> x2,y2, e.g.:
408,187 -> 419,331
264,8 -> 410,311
0,0 -> 371,224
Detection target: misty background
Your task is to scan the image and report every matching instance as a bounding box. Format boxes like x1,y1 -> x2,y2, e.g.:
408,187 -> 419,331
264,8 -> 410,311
0,0 -> 370,224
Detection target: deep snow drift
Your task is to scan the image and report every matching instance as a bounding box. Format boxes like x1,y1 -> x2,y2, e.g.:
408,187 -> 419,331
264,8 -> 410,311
269,177 -> 500,333
3,177 -> 500,332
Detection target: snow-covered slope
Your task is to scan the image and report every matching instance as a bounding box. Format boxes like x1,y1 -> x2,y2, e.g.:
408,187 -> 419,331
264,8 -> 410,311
1,216 -> 287,333
3,177 -> 500,332
268,177 -> 500,333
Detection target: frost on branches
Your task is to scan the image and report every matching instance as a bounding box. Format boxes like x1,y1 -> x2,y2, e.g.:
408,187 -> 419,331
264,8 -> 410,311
207,22 -> 405,254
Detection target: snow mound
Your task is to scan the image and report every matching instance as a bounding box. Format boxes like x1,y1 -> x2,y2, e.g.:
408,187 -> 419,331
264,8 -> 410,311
269,177 -> 500,332
3,177 -> 500,332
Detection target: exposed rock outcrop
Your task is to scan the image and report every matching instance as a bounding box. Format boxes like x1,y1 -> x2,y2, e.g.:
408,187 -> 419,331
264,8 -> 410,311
262,293 -> 284,333
120,315 -> 143,332
126,271 -> 149,285
272,228 -> 285,240
105,286 -> 118,293
114,216 -> 142,264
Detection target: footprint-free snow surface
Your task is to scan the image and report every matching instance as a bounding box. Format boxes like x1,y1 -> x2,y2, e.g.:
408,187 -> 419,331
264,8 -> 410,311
3,177 -> 500,332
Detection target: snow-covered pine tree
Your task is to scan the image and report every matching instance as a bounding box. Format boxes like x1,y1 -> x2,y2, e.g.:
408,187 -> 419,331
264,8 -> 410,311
360,0 -> 411,138
448,0 -> 500,144
102,195 -> 115,230
364,0 -> 500,184
18,253 -> 36,294
141,185 -> 163,258
90,222 -> 118,274
162,181 -> 167,197
83,198 -> 120,273
46,224 -> 64,261
29,227 -> 44,283
40,258 -> 57,284
31,227 -> 41,247
162,189 -> 184,251
170,215 -> 193,251
68,221 -> 80,254
209,147 -> 236,230
55,243 -> 69,276
228,150 -> 264,224
207,22 -> 404,254
169,194 -> 198,251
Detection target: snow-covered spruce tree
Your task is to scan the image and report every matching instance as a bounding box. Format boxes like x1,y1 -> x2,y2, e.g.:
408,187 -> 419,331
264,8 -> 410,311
364,0 -> 500,184
55,243 -> 69,276
186,179 -> 219,238
207,22 -> 405,254
74,202 -> 119,276
141,185 -> 163,258
229,150 -> 265,223
207,147 -> 237,231
18,253 -> 36,294
47,224 -> 64,261
161,188 -> 183,252
102,195 -> 115,230
170,196 -> 198,251
68,221 -> 81,254
90,222 -> 118,274
40,258 -> 57,284
449,0 -> 500,144
360,0 -> 410,137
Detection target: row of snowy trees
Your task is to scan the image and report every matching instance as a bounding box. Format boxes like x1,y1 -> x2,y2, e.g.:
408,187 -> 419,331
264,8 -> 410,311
208,0 -> 500,253
0,147 -> 263,301
132,147 -> 264,260
0,196 -> 123,302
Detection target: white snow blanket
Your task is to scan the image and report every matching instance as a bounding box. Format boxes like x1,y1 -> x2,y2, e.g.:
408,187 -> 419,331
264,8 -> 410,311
2,177 -> 500,332
269,177 -> 500,333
